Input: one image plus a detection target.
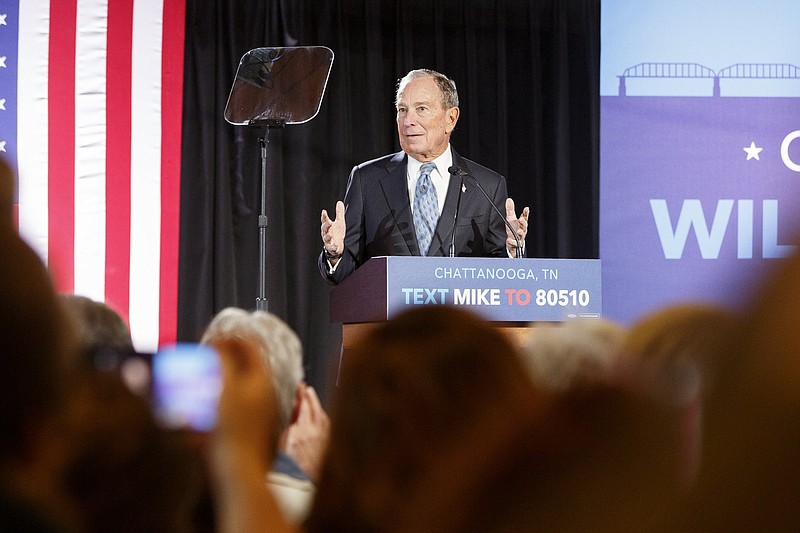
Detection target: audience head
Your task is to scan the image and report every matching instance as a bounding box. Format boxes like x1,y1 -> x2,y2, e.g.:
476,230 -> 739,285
620,302 -> 737,394
306,306 -> 545,533
397,369 -> 688,533
0,223 -> 77,464
521,318 -> 628,393
201,308 -> 304,434
60,294 -> 134,365
661,249 -> 800,531
0,214 -> 82,533
619,302 -> 739,492
60,371 -> 202,533
475,316 -> 688,532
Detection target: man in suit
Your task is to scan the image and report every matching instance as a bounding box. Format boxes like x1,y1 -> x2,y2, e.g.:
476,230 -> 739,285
319,69 -> 529,285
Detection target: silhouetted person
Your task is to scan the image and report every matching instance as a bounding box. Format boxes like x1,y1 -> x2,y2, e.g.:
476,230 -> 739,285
620,302 -> 739,489
305,306 -> 544,532
0,203 -> 79,530
659,248 -> 800,532
59,371 -> 203,533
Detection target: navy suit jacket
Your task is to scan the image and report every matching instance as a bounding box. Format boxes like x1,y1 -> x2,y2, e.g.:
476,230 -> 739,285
319,149 -> 510,285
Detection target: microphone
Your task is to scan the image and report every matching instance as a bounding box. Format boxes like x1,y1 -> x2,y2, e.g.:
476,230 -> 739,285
448,170 -> 465,257
447,166 -> 523,258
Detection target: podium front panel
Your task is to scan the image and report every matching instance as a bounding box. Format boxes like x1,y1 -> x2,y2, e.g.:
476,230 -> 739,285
331,257 -> 601,323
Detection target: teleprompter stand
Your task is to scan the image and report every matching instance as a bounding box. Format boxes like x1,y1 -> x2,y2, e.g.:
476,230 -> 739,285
224,46 -> 334,311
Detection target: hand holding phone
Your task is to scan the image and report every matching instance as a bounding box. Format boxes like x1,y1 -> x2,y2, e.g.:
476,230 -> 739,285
206,337 -> 291,533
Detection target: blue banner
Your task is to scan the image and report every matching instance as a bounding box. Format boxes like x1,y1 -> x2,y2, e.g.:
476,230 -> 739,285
600,1 -> 800,323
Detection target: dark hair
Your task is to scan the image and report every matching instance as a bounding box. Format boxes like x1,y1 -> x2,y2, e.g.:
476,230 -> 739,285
0,224 -> 75,459
60,294 -> 134,362
62,372 -> 202,533
306,306 -> 542,532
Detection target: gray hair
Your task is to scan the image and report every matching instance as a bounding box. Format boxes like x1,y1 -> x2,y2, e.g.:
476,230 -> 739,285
521,319 -> 628,394
201,307 -> 304,431
395,69 -> 459,109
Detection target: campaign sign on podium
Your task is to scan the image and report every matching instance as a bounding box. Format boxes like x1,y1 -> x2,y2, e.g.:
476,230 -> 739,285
330,257 -> 601,324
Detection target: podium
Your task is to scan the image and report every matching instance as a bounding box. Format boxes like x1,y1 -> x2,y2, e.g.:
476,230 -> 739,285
330,256 -> 602,350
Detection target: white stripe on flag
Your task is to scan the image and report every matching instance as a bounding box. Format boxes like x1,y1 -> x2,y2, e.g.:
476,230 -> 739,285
74,0 -> 108,302
14,0 -> 181,351
17,0 -> 51,262
129,0 -> 165,352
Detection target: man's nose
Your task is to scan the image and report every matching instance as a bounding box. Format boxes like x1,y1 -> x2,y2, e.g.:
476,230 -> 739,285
403,110 -> 418,126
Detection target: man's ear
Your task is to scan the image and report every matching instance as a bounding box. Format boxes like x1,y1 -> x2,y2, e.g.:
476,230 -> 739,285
446,106 -> 460,134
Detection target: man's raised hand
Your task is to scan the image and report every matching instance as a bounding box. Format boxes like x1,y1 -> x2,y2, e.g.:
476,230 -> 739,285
505,198 -> 530,257
321,201 -> 346,264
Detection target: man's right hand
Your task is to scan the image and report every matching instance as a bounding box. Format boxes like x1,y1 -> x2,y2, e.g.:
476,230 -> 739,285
321,201 -> 346,265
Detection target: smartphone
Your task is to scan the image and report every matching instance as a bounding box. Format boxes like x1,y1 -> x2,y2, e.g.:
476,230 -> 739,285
151,343 -> 222,432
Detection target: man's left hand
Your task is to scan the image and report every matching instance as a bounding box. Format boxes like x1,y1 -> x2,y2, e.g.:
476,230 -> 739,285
505,198 -> 529,257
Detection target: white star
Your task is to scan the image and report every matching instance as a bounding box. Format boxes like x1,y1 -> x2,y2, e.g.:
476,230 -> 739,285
0,99 -> 5,111
0,141 -> 6,152
743,141 -> 763,161
0,14 -> 7,26
0,57 -> 5,68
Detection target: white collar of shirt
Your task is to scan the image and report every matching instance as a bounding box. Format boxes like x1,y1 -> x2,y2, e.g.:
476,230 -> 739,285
407,145 -> 453,216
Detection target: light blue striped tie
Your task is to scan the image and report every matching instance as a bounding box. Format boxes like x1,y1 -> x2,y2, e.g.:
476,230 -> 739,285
413,162 -> 438,256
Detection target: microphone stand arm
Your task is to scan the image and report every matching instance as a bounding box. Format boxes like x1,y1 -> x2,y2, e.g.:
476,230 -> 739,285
448,166 -> 523,258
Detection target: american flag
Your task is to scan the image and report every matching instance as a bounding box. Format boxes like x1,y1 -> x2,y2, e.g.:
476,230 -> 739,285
0,0 -> 185,351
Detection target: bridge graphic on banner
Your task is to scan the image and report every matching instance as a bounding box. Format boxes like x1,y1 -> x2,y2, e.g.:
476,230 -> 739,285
617,62 -> 800,96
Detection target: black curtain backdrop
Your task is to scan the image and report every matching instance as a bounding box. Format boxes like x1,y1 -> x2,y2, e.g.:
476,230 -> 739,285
179,0 -> 600,402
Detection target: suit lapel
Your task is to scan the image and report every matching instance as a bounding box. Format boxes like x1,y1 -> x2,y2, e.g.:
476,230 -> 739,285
379,152 -> 419,255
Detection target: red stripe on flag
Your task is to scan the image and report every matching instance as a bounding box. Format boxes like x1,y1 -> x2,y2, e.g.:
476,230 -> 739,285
159,0 -> 186,345
48,0 -> 77,292
105,0 -> 134,320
